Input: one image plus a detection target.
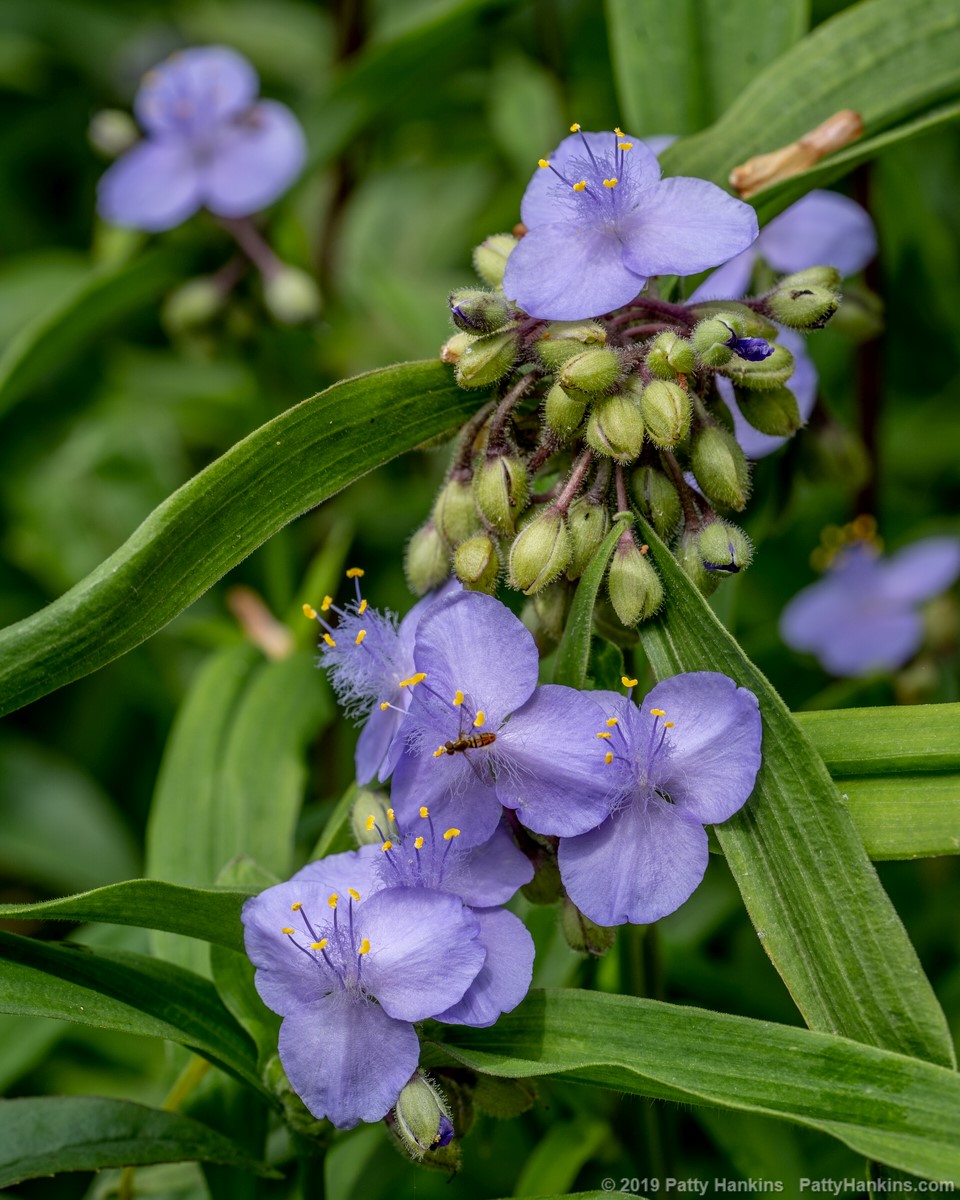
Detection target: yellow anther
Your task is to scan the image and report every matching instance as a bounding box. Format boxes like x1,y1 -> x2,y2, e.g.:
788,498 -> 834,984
291,901 -> 302,911
596,731 -> 612,740
433,746 -> 445,758
572,180 -> 587,192
538,158 -> 550,169
355,629 -> 367,645
569,122 -> 581,132
603,177 -> 618,188
346,567 -> 365,578
321,595 -> 333,612
614,127 -> 624,137
419,807 -> 430,819
281,926 -> 294,935
473,710 -> 486,728
622,676 -> 638,688
453,689 -> 464,706
381,840 -> 393,852
311,939 -> 328,951
414,836 -> 424,850
358,598 -> 368,614
618,141 -> 633,150
380,701 -> 390,711
606,717 -> 619,727
443,828 -> 461,841
664,721 -> 675,729
328,893 -> 339,909
650,708 -> 666,717
358,939 -> 371,955
399,672 -> 427,688
387,808 -> 395,821
365,815 -> 376,831
347,888 -> 361,902
604,751 -> 614,765
302,603 -> 317,620
323,633 -> 336,648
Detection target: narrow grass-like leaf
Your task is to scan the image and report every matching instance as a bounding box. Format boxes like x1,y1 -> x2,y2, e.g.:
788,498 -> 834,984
633,518 -> 955,1068
0,881 -> 251,952
607,0 -> 807,134
0,1096 -> 278,1189
0,931 -> 266,1096
435,989 -> 960,1182
839,775 -> 960,860
0,249 -> 186,418
797,704 -> 960,775
553,515 -> 632,689
661,0 -> 960,203
0,360 -> 477,716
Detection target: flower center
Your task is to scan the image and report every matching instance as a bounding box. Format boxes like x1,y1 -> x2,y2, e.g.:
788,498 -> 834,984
280,891 -> 371,991
368,805 -> 462,891
538,126 -> 636,224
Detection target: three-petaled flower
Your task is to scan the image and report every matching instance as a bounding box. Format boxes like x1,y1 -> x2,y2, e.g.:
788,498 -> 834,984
98,45 -> 306,232
502,127 -> 758,321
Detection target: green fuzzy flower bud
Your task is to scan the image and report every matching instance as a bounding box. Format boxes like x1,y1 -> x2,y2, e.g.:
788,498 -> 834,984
454,533 -> 501,593
389,1073 -> 455,1161
697,520 -> 753,575
535,320 -> 606,370
263,1054 -> 327,1139
734,384 -> 802,436
678,529 -> 721,597
720,343 -> 795,390
529,579 -> 571,645
631,466 -> 682,539
508,507 -> 571,595
645,331 -> 696,380
608,537 -> 663,625
162,276 -> 224,333
405,519 -> 451,595
350,789 -> 394,845
690,299 -> 777,340
690,425 -> 750,511
449,287 -> 516,335
561,898 -> 616,956
692,314 -> 742,366
434,478 -> 482,548
472,233 -> 518,288
585,393 -> 646,461
544,382 -> 588,440
559,347 -> 623,395
263,266 -> 321,324
765,281 -> 840,330
89,109 -> 139,157
472,453 -> 529,534
778,265 -> 842,291
566,496 -> 611,579
455,328 -> 520,388
639,379 -> 691,447
439,331 -> 474,364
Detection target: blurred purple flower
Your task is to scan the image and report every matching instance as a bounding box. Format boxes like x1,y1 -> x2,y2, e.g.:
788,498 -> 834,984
242,866 -> 484,1128
555,673 -> 762,926
389,590 -> 613,847
295,817 -> 535,1028
502,129 -> 758,320
780,537 -> 960,677
98,45 -> 306,231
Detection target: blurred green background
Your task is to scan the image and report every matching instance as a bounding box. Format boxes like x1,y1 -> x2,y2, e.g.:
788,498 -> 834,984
1,0 -> 958,1197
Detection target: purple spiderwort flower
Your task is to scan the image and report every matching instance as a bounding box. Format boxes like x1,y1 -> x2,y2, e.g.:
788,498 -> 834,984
295,814 -> 535,1028
242,864 -> 484,1129
689,188 -> 876,459
502,127 -> 758,321
780,536 -> 960,677
552,673 -> 762,926
98,45 -> 306,232
389,590 -> 613,848
309,572 -> 457,785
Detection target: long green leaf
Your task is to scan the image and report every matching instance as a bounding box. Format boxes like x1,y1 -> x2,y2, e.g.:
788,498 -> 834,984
552,515 -> 632,689
840,774 -> 960,860
0,881 -> 251,952
435,989 -> 960,1183
797,703 -> 960,774
607,0 -> 808,134
0,1096 -> 278,1189
0,360 -> 477,717
662,0 -> 960,207
633,518 -> 954,1068
0,931 -> 265,1097
0,249 -> 185,418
